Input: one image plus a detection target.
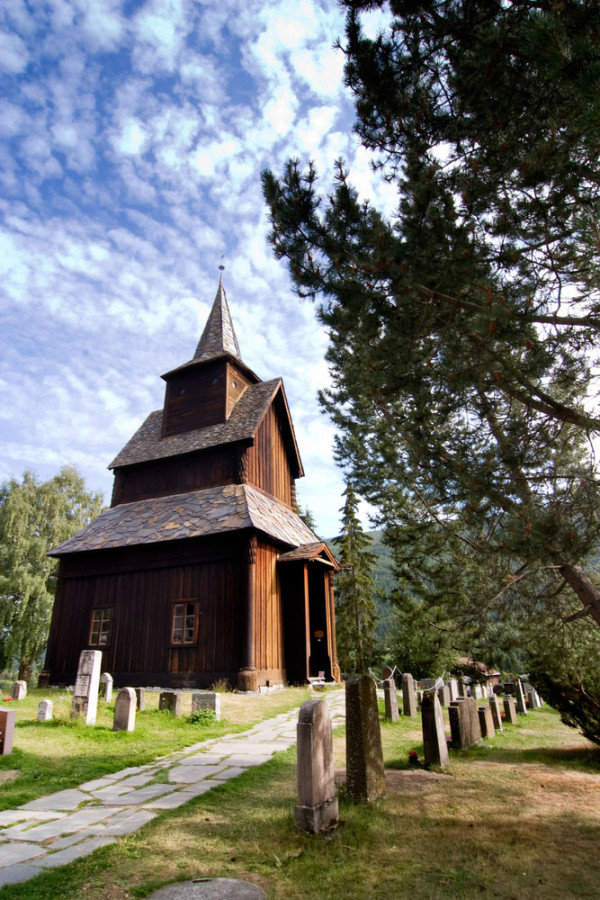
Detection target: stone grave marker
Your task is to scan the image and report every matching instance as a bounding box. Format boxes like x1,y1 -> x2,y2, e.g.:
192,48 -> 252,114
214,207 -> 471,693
0,708 -> 16,754
159,690 -> 182,717
449,698 -> 481,749
100,672 -> 113,703
135,687 -> 146,711
192,692 -> 221,721
478,705 -> 495,739
113,687 -> 136,732
12,680 -> 26,700
37,699 -> 53,722
457,677 -> 467,698
503,695 -> 518,725
421,689 -> 449,768
71,649 -> 102,725
345,675 -> 385,803
402,673 -> 417,717
447,678 -> 459,701
294,698 -> 338,832
514,680 -> 528,714
381,665 -> 393,680
488,694 -> 504,732
383,677 -> 399,722
437,684 -> 451,707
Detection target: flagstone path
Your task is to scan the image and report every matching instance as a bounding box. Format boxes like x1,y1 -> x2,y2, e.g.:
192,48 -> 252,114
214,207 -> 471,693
0,690 -> 346,888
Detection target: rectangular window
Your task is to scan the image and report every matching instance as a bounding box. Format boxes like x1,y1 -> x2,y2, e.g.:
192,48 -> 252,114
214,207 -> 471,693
171,601 -> 198,645
89,608 -> 111,647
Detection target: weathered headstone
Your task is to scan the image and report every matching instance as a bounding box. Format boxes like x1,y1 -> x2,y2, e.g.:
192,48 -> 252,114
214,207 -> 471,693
471,683 -> 484,700
71,649 -> 102,725
191,691 -> 221,721
100,672 -> 113,703
437,684 -> 451,707
420,678 -> 437,690
294,698 -> 338,832
527,689 -> 542,710
401,673 -> 417,717
383,677 -> 399,722
488,694 -> 504,732
159,690 -> 182,717
12,680 -> 26,700
447,678 -> 458,701
14,680 -> 26,699
113,687 -> 136,732
449,698 -> 481,749
514,680 -> 528,714
503,695 -> 518,725
478,705 -> 495,739
345,675 -> 385,803
421,690 -> 449,768
0,709 -> 16,755
37,699 -> 53,722
381,665 -> 393,680
457,677 -> 467,698
135,687 -> 146,711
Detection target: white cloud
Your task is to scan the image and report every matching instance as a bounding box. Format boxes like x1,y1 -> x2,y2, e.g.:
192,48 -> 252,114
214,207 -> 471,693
0,28 -> 29,73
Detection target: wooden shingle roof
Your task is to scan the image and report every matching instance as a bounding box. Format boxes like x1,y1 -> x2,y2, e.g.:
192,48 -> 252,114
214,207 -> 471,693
50,484 -> 318,556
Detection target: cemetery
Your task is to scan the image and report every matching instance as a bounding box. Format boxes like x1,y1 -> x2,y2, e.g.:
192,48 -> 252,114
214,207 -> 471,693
0,670 -> 597,899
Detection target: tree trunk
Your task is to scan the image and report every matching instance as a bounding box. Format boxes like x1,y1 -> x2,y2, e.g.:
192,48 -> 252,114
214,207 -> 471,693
558,562 -> 600,628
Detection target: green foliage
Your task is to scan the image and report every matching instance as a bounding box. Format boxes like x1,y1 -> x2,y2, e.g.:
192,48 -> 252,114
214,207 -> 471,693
297,504 -> 318,536
188,707 -> 217,725
334,482 -> 379,674
0,467 -> 104,681
264,0 -> 600,736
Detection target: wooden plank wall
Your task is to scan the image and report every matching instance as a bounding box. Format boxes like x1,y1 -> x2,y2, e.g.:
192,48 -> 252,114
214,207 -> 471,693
111,446 -> 241,505
254,540 -> 285,677
45,537 -> 245,686
246,405 -> 294,506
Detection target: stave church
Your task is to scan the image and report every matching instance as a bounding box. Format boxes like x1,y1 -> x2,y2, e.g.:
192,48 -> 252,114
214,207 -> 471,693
44,278 -> 340,691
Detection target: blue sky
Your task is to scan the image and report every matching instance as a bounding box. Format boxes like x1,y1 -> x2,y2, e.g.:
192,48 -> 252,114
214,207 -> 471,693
0,0 -> 391,537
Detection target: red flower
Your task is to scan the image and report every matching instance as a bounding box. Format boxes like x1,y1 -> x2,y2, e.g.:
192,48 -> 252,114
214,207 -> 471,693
3,697 -> 12,702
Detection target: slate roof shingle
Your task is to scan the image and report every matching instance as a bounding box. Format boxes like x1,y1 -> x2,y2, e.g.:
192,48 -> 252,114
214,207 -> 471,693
50,484 -> 319,556
109,378 -> 283,469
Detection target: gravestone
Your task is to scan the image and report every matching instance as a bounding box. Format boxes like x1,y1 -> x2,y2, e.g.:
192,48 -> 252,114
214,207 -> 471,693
381,665 -> 393,680
37,699 -> 53,722
437,684 -> 451,707
457,677 -> 467,698
135,687 -> 146,711
514,680 -> 528,715
100,672 -> 113,703
383,677 -> 399,722
345,675 -> 385,803
528,689 -> 542,709
159,691 -> 182,717
449,698 -> 481,749
503,695 -> 518,725
447,678 -> 459,701
294,698 -> 338,832
12,680 -> 26,700
0,708 -> 16,755
71,649 -> 102,725
402,673 -> 417,717
191,692 -> 221,721
420,678 -> 437,690
421,690 -> 449,768
113,687 -> 136,732
471,683 -> 484,700
488,694 -> 504,732
478,705 -> 495,739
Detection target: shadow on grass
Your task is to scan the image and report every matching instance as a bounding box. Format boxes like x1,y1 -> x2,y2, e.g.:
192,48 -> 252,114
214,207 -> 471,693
460,742 -> 600,771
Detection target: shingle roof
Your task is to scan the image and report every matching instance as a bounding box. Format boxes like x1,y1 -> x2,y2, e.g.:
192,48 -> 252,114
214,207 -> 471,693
193,276 -> 241,363
109,378 -> 282,469
50,484 -> 319,556
278,542 -> 339,568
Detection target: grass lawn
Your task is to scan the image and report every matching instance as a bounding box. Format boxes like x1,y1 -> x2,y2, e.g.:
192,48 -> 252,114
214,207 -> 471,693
0,692 -> 599,899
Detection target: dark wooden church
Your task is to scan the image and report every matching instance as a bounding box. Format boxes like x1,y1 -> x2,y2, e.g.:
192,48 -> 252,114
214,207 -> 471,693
45,279 -> 340,691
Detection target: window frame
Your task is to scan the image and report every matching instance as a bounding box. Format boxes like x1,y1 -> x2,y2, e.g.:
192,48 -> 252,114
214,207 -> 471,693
170,600 -> 200,646
89,607 -> 112,647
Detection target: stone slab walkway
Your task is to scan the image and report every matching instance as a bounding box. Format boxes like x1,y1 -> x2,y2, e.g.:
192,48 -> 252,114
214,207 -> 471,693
0,690 -> 346,888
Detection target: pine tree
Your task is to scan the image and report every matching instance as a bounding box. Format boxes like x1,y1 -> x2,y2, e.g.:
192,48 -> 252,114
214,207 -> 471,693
263,0 -> 600,628
335,482 -> 378,675
0,467 -> 104,681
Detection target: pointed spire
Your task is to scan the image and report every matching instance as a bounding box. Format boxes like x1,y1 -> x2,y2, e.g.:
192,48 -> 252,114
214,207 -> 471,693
193,275 -> 242,363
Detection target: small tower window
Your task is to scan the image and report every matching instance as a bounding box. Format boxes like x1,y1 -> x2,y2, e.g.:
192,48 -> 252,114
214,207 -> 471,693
232,381 -> 237,388
211,377 -> 219,386
178,387 -> 186,396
